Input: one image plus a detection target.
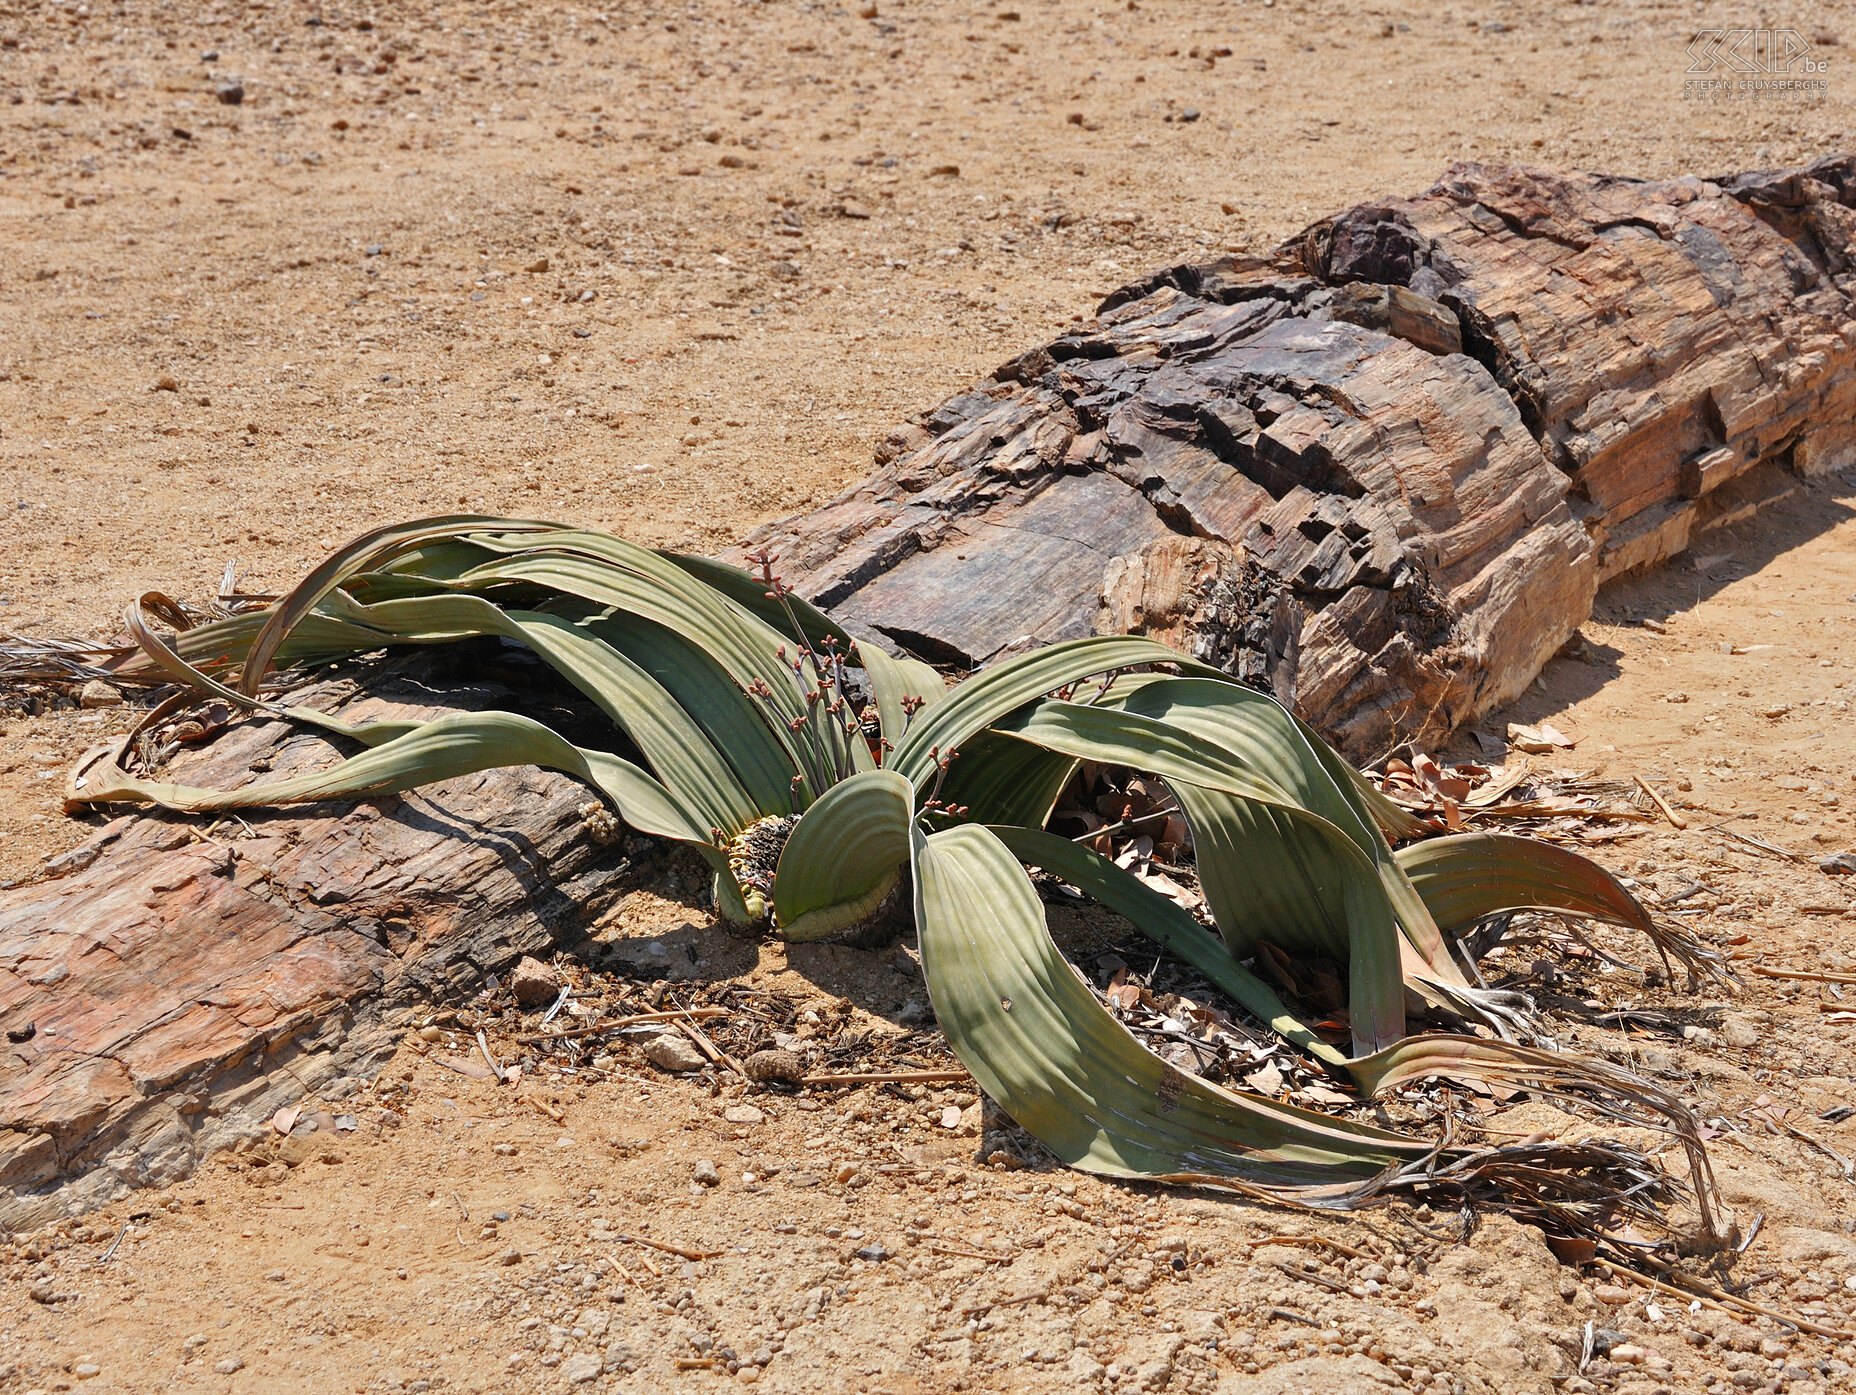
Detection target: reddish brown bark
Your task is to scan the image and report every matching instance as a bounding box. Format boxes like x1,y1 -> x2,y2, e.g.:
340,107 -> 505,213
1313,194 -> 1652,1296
739,157 -> 1856,758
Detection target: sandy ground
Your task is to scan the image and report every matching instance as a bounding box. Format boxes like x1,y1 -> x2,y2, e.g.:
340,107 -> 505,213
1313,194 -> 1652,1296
5,0 -> 1856,1392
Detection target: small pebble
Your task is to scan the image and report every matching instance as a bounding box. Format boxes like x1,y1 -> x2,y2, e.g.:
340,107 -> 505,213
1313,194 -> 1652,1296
644,1033 -> 707,1074
510,955 -> 559,1007
561,1352 -> 603,1384
693,1158 -> 721,1187
743,1049 -> 804,1084
1720,1014 -> 1761,1048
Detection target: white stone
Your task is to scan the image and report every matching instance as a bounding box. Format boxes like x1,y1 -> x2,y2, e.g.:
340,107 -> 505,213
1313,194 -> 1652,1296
562,1352 -> 603,1384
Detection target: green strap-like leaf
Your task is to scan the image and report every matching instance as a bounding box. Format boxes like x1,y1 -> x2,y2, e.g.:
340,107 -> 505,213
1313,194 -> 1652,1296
310,591 -> 761,836
582,609 -> 801,818
362,539 -> 501,583
1175,779 -> 1408,1056
888,635 -> 1231,787
71,708 -> 711,845
450,549 -> 835,802
858,642 -> 948,752
990,825 -> 1350,1071
239,515 -> 564,695
1112,678 -> 1459,984
986,701 -> 1407,1054
912,823 -> 1428,1187
773,769 -> 914,941
1395,832 -> 1655,937
938,730 -> 1076,828
660,552 -> 852,651
511,611 -> 761,836
462,530 -> 871,798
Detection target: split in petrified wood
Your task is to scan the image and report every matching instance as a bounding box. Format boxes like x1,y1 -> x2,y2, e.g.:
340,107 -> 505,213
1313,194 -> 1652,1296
7,155 -> 1856,1226
739,155 -> 1856,759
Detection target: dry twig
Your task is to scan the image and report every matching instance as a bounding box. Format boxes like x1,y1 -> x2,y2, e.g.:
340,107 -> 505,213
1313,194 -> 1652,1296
1633,775 -> 1688,830
615,1233 -> 720,1262
515,1008 -> 727,1044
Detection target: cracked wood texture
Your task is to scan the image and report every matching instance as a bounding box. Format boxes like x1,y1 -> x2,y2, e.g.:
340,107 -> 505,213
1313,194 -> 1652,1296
739,156 -> 1856,758
0,657 -> 632,1230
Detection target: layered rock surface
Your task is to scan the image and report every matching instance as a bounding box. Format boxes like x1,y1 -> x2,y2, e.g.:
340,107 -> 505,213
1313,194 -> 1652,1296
741,156 -> 1856,756
0,659 -> 632,1228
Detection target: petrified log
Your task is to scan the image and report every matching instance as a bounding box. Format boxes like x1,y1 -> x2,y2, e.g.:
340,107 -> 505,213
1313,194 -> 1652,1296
739,156 -> 1856,758
0,654 -> 633,1229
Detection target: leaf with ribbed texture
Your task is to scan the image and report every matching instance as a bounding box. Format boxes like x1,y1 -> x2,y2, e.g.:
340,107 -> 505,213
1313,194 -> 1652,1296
509,611 -> 759,835
239,515 -> 563,695
938,731 -> 1076,828
582,610 -> 801,818
911,822 -> 1428,1188
662,554 -> 878,780
70,708 -> 711,843
659,552 -> 852,651
362,539 -> 501,583
887,635 -> 1228,787
987,698 -> 1407,1054
990,825 -> 1350,1071
1111,678 -> 1459,984
1176,780 -> 1407,1055
1395,832 -> 1655,937
456,528 -> 868,796
773,770 -> 914,941
450,550 -> 840,802
303,591 -> 761,836
858,642 -> 948,751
